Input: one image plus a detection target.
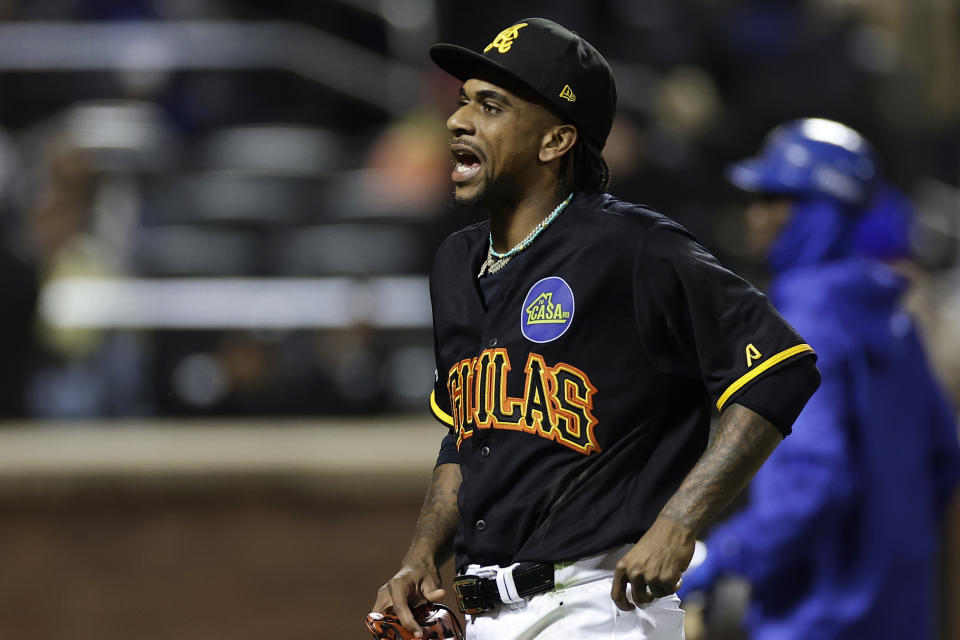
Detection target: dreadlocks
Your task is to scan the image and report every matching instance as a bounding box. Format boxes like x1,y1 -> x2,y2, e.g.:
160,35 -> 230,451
559,136 -> 610,197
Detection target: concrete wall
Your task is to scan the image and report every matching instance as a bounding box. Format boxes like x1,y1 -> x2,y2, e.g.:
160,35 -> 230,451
0,419 -> 460,639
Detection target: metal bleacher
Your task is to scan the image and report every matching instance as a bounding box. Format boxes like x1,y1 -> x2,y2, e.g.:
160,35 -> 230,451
5,8 -> 445,414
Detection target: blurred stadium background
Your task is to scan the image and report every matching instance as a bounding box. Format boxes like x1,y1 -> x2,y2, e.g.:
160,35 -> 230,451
0,0 -> 956,638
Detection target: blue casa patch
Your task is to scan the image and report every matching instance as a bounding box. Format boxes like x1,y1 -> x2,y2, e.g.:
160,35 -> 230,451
521,277 -> 575,343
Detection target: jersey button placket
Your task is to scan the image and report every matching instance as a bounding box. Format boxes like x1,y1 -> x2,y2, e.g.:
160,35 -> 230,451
487,337 -> 498,347
475,520 -> 487,531
479,446 -> 491,458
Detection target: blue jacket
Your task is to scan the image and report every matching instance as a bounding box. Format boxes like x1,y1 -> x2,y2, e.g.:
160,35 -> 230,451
698,197 -> 960,639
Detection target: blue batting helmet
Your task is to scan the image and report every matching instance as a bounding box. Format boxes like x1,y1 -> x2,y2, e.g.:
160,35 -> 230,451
727,118 -> 878,206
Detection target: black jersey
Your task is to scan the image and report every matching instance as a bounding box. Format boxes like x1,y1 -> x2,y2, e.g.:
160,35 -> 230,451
428,192 -> 815,569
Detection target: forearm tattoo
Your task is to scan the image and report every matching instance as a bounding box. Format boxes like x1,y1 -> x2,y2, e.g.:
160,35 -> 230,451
661,403 -> 782,534
408,463 -> 462,566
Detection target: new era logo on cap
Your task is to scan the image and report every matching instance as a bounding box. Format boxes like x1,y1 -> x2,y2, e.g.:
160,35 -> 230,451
429,18 -> 616,149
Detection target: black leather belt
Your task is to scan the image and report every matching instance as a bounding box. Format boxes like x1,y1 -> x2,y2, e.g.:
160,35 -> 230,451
453,562 -> 555,615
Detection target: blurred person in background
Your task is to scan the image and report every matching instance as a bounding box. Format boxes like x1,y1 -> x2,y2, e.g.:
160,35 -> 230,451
679,118 -> 960,640
25,137 -> 132,417
363,111 -> 453,218
848,178 -> 960,640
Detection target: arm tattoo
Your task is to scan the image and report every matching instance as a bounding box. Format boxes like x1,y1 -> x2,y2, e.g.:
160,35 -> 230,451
660,403 -> 782,534
407,463 -> 462,566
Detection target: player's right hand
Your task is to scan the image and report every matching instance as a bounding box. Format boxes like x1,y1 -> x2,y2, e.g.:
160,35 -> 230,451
372,561 -> 447,639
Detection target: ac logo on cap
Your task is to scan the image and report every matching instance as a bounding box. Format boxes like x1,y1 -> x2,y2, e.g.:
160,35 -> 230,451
484,22 -> 528,54
559,85 -> 576,102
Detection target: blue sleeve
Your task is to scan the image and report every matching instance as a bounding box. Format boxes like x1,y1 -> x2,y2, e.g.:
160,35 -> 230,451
706,354 -> 856,583
926,371 -> 960,519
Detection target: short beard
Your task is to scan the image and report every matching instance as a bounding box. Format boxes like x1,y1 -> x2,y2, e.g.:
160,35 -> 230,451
450,183 -> 490,214
450,173 -> 522,216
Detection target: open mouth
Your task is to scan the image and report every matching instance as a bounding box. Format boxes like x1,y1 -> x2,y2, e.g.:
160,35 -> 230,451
451,147 -> 482,183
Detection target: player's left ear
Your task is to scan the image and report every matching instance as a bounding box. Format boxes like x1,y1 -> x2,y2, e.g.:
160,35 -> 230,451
539,124 -> 578,163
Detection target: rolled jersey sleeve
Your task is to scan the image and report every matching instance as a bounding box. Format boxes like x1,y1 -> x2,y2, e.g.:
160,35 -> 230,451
429,358 -> 458,467
427,240 -> 457,430
426,241 -> 459,467
732,355 -> 821,435
428,349 -> 457,466
633,221 -> 816,434
429,387 -> 455,429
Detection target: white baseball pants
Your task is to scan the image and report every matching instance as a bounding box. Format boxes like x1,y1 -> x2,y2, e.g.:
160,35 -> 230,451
461,546 -> 685,640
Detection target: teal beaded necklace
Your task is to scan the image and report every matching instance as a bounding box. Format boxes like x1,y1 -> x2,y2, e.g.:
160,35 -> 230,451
478,193 -> 573,278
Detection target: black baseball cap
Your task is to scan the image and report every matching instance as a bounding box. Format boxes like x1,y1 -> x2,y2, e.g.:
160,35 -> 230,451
430,18 -> 617,150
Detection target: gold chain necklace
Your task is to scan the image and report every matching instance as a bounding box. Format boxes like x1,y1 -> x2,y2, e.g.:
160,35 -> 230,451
478,193 -> 573,278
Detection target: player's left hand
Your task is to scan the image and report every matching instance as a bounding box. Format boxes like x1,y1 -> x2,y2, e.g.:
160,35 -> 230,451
611,516 -> 695,610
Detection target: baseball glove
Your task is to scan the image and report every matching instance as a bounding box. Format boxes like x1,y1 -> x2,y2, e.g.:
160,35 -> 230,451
365,603 -> 464,640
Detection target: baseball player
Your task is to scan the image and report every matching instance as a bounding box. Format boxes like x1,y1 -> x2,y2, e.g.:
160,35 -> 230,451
372,19 -> 820,640
678,119 -> 960,639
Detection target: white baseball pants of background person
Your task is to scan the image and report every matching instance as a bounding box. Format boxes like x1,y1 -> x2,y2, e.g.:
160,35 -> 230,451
461,545 -> 685,640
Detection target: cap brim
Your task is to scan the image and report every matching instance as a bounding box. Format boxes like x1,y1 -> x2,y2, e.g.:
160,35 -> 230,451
430,43 -> 549,108
725,158 -> 768,192
430,44 -> 513,84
